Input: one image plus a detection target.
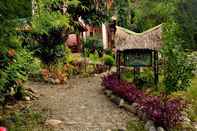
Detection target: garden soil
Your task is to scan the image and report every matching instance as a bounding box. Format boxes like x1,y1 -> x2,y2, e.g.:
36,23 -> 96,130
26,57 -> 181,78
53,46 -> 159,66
27,76 -> 139,131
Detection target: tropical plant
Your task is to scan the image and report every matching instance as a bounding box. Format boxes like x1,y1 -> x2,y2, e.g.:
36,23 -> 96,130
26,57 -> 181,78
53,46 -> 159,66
110,0 -> 134,30
0,108 -> 48,131
83,37 -> 103,57
104,48 -> 114,57
138,95 -> 187,129
162,22 -> 195,94
0,49 -> 40,105
132,0 -> 197,49
28,0 -> 80,65
102,73 -> 144,103
102,73 -> 188,129
102,55 -> 115,70
0,1 -> 39,105
73,0 -> 108,26
134,68 -> 154,89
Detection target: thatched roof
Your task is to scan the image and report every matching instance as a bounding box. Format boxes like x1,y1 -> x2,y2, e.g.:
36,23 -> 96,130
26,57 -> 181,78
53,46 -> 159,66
115,24 -> 163,51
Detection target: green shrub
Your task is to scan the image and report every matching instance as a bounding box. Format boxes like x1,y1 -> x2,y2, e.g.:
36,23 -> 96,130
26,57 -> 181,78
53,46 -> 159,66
0,49 -> 40,105
186,77 -> 197,122
63,47 -> 73,64
134,68 -> 154,89
23,28 -> 67,65
89,52 -> 100,65
121,70 -> 133,82
103,55 -> 115,69
162,22 -> 195,94
83,37 -> 103,57
104,48 -> 113,56
121,68 -> 154,89
0,108 -> 50,131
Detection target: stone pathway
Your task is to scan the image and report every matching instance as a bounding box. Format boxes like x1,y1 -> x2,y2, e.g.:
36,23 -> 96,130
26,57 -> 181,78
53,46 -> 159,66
27,77 -> 138,131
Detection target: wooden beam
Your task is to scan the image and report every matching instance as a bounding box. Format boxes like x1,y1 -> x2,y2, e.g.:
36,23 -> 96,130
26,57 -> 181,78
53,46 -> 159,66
153,51 -> 159,88
116,50 -> 121,79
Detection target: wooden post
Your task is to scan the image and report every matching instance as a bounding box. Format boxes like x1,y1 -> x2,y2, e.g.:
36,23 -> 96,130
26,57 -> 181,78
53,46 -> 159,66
116,50 -> 121,79
153,51 -> 159,88
133,67 -> 136,83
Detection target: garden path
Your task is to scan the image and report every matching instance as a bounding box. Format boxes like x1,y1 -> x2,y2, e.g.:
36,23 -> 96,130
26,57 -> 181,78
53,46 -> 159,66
27,76 -> 138,131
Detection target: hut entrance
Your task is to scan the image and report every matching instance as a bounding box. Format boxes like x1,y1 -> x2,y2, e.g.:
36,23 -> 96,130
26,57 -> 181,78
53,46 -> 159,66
114,24 -> 163,87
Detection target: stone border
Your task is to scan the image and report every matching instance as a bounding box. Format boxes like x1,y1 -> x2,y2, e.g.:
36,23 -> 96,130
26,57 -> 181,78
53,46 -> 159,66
104,89 -> 165,131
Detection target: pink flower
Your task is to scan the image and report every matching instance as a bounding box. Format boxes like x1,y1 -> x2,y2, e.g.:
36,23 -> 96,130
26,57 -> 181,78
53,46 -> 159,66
0,127 -> 7,131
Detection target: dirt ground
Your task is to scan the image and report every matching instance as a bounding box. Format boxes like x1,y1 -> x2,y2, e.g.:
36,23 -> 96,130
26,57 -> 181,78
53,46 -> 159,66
26,76 -> 139,131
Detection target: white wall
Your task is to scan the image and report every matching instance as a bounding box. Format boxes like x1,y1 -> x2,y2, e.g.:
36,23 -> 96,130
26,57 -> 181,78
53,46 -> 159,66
102,23 -> 108,49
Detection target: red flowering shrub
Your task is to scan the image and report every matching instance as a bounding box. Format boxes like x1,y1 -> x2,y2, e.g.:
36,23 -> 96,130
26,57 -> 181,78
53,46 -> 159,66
102,73 -> 187,129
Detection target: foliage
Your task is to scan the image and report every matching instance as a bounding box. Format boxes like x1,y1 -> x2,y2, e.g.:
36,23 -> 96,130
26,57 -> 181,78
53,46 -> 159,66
162,22 -> 195,94
185,76 -> 197,121
83,37 -> 103,57
32,0 -> 79,35
64,60 -> 87,77
63,47 -> 73,64
104,48 -> 114,57
174,0 -> 197,49
102,73 -> 144,103
92,64 -> 108,74
0,0 -> 38,105
89,52 -> 100,65
32,12 -> 70,35
102,55 -> 115,69
188,51 -> 197,75
0,108 -> 50,131
67,0 -> 108,26
0,49 -> 40,105
38,47 -> 72,83
121,70 -> 133,82
102,73 -> 188,129
121,68 -> 154,89
27,29 -> 69,65
118,0 -> 196,93
0,16 -> 20,53
133,0 -> 177,32
127,120 -> 145,131
28,0 -> 81,65
138,95 -> 187,129
132,0 -> 197,49
110,0 -> 134,30
0,0 -> 31,20
132,69 -> 154,89
0,0 -> 32,51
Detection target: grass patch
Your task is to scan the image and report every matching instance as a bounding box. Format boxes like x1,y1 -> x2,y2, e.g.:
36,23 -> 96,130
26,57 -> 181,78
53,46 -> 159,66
0,108 -> 52,131
186,76 -> 197,122
127,120 -> 145,131
190,76 -> 197,97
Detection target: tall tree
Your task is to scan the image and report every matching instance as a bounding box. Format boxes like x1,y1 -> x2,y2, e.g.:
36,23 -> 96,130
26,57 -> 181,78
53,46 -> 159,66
0,0 -> 32,51
67,0 -> 108,27
132,0 -> 197,49
28,0 -> 80,64
110,0 -> 134,30
0,0 -> 38,105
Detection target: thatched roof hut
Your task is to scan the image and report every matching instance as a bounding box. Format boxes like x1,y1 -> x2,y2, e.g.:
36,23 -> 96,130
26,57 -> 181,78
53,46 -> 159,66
115,24 -> 163,51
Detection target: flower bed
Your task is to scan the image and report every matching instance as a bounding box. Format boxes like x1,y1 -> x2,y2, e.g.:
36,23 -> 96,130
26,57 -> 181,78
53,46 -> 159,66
102,73 -> 144,103
102,73 -> 187,129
